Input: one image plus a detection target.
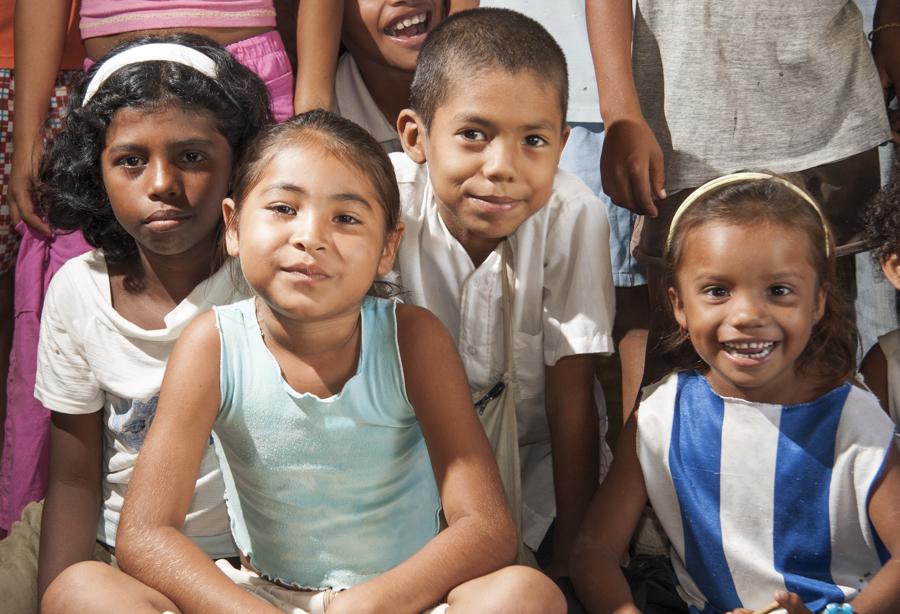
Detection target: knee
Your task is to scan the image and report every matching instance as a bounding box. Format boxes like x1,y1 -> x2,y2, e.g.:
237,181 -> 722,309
41,561 -> 113,613
475,566 -> 566,614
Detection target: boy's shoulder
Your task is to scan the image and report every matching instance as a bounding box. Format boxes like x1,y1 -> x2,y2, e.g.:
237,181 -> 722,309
390,151 -> 426,186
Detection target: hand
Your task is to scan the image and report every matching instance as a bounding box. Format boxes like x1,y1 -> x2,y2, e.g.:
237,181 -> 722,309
324,587 -> 378,614
872,27 -> 900,143
600,118 -> 666,216
774,591 -> 815,614
725,592 -> 815,614
8,148 -> 52,236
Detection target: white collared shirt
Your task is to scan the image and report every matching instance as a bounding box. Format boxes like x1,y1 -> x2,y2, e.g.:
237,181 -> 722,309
391,153 -> 615,546
333,53 -> 402,153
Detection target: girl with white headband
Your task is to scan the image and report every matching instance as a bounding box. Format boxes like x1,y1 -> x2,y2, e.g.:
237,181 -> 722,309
0,34 -> 271,613
571,174 -> 900,614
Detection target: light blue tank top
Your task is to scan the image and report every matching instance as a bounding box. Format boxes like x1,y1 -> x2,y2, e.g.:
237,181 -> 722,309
212,297 -> 441,590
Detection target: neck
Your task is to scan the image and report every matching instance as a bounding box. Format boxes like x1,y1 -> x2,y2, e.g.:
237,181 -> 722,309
131,238 -> 220,304
353,56 -> 414,129
435,205 -> 503,268
256,298 -> 363,359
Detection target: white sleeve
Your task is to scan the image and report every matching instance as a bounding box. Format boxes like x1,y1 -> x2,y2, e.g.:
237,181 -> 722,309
542,183 -> 616,366
34,269 -> 104,414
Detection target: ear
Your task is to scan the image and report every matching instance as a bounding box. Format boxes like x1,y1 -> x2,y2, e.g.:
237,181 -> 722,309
397,109 -> 427,164
377,221 -> 405,277
222,197 -> 240,258
813,282 -> 827,325
559,124 -> 571,155
668,286 -> 687,330
881,253 -> 900,291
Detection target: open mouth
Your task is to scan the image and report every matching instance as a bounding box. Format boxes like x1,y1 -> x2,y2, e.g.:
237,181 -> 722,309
384,12 -> 429,38
722,341 -> 776,360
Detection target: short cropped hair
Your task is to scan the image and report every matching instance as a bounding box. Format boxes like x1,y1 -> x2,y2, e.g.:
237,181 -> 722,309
409,8 -> 568,130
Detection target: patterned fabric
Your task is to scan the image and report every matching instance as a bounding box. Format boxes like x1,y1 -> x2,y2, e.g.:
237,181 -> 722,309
0,70 -> 83,532
636,371 -> 893,614
0,68 -> 79,274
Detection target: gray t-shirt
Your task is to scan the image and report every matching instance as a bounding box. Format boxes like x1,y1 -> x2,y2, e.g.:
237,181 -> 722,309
633,1 -> 890,191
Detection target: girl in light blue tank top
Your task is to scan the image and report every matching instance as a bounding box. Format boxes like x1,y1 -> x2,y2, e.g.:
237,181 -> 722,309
114,111 -> 564,614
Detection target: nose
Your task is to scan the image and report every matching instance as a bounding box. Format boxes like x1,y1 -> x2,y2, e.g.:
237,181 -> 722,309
482,138 -> 517,183
290,211 -> 328,252
147,158 -> 181,201
728,291 -> 768,328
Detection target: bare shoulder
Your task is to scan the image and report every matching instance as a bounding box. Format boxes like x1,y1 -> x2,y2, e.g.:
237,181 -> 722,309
861,342 -> 889,413
178,310 -> 221,349
394,303 -> 454,357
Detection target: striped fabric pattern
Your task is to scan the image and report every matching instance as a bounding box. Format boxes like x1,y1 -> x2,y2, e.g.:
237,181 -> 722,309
637,371 -> 893,614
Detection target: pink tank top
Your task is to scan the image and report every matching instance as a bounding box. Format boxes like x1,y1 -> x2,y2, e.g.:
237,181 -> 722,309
79,0 -> 276,39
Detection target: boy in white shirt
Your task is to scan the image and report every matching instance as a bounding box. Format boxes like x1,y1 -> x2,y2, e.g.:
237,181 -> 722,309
393,7 -> 615,576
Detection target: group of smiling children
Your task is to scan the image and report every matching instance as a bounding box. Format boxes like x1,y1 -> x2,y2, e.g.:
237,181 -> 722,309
0,4 -> 898,614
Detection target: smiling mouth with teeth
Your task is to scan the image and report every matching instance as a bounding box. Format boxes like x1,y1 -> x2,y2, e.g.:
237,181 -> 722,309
722,341 -> 776,360
385,12 -> 428,37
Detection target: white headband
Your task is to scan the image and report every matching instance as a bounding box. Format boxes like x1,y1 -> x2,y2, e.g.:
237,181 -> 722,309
665,172 -> 833,258
82,43 -> 218,106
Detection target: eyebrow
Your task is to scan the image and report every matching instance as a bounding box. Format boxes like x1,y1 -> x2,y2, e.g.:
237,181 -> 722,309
105,138 -> 219,154
452,113 -> 557,132
261,182 -> 372,208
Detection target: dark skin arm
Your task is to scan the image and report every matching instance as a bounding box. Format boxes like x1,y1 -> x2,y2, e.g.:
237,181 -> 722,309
570,414 -> 646,613
545,354 -> 600,578
10,0 -> 72,235
37,410 -> 104,598
294,0 -> 342,113
585,0 -> 665,215
861,343 -> 891,416
873,0 -> 900,141
118,312 -> 283,613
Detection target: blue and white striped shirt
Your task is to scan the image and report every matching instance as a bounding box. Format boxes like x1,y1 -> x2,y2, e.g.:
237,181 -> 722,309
637,371 -> 893,613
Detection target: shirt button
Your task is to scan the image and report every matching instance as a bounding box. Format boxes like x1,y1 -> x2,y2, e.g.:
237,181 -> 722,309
466,344 -> 477,355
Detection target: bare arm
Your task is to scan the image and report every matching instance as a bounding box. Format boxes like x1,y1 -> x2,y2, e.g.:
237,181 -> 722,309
585,0 -> 665,215
861,344 -> 891,416
570,415 -> 646,614
328,304 -> 516,614
449,0 -> 479,12
294,0 -> 342,113
544,354 -> 600,578
37,410 -> 104,597
873,0 -> 900,141
850,445 -> 900,614
116,312 -> 282,614
10,0 -> 73,235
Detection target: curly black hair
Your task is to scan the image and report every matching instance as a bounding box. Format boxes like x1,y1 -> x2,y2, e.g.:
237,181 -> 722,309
864,160 -> 900,264
37,32 -> 273,262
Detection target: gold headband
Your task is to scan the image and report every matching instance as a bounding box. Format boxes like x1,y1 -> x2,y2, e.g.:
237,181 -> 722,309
664,172 -> 832,258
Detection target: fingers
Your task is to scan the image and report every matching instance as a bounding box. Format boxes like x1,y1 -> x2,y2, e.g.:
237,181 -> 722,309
775,591 -> 814,614
8,186 -> 52,237
20,208 -> 53,236
627,157 -> 659,217
600,120 -> 666,216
